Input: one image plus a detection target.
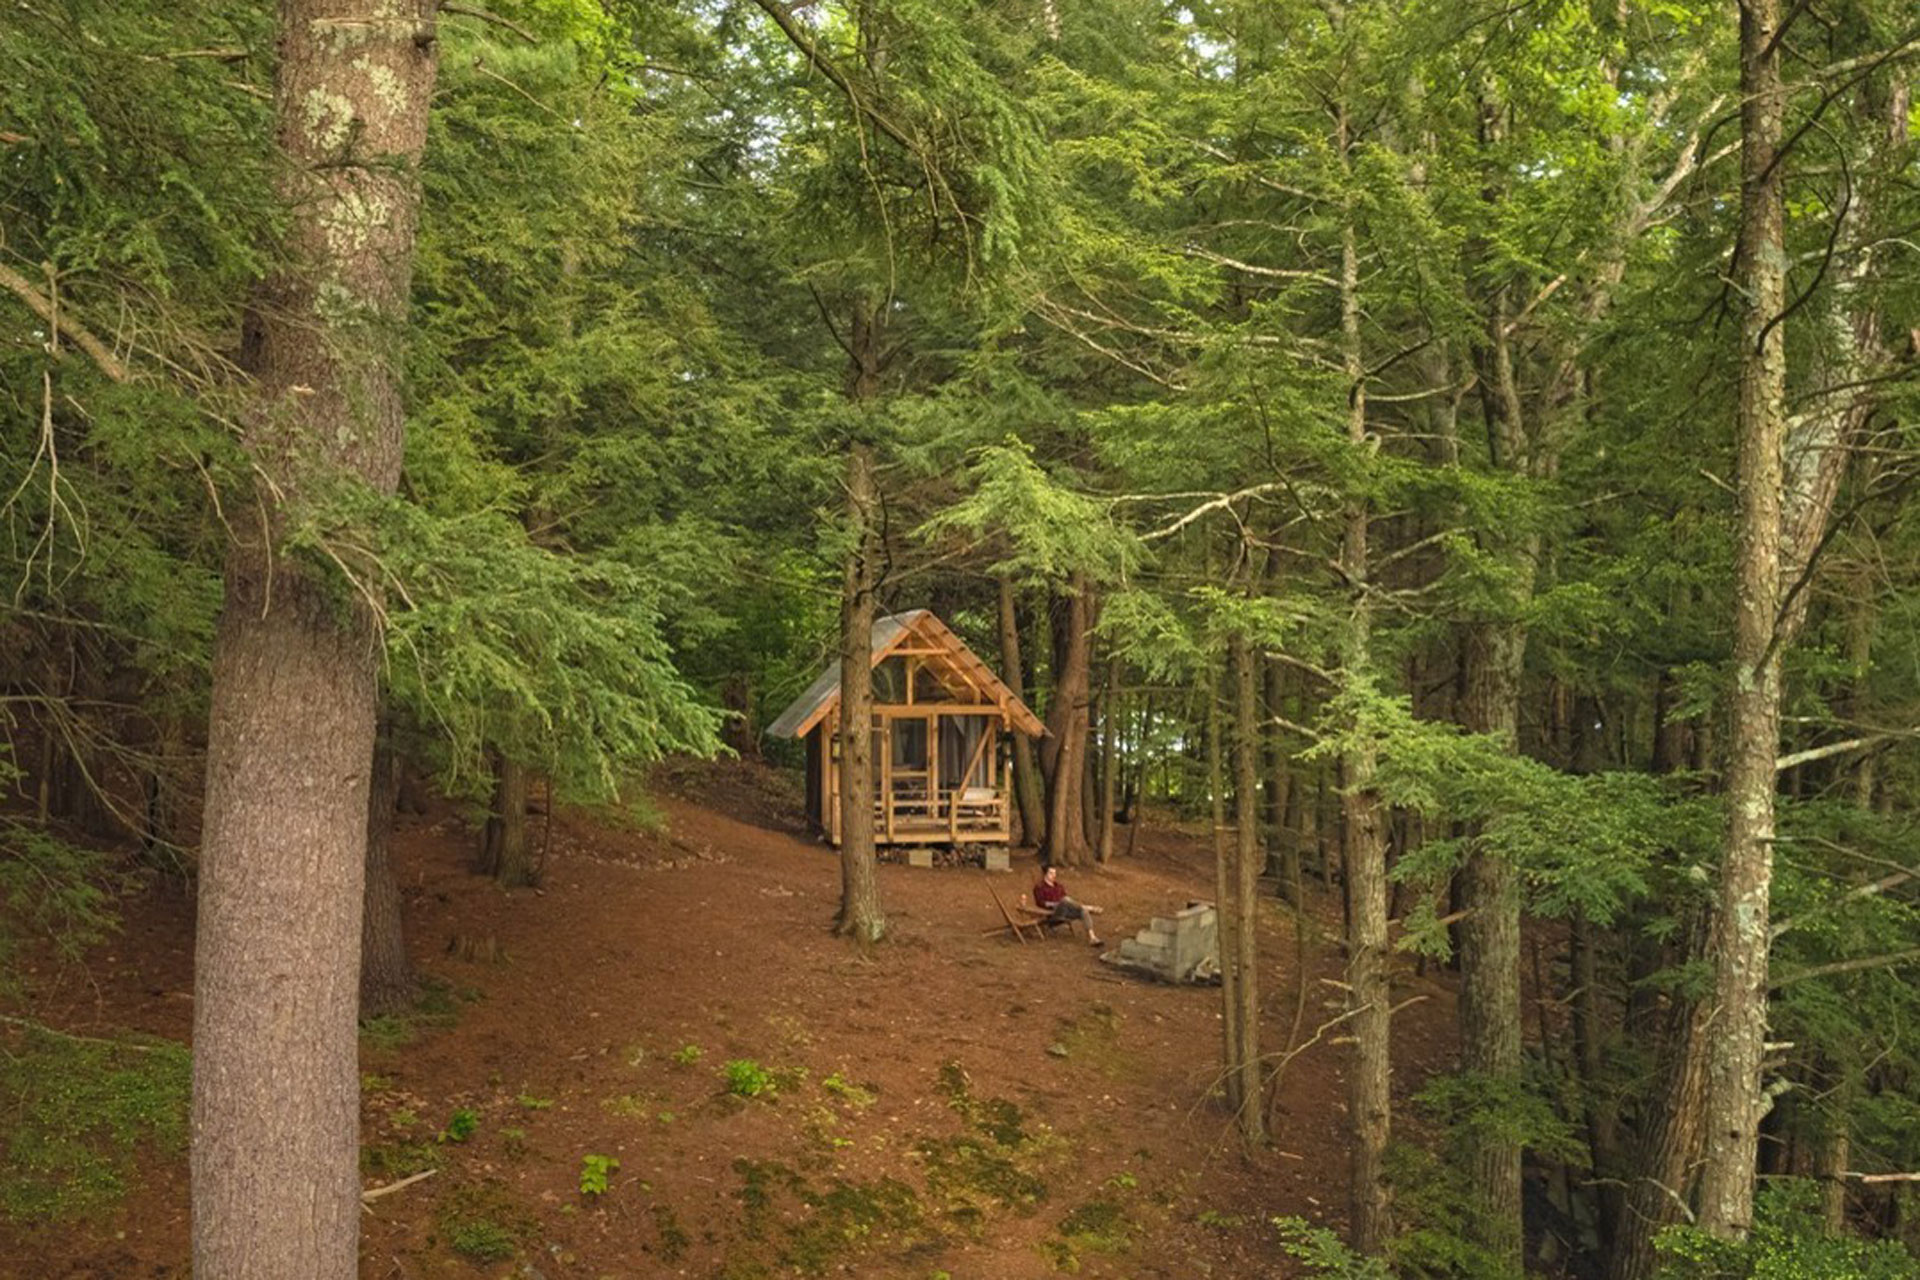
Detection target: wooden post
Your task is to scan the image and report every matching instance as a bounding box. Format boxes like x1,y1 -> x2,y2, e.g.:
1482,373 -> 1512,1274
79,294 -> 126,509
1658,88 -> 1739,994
928,711 -> 941,829
881,716 -> 895,843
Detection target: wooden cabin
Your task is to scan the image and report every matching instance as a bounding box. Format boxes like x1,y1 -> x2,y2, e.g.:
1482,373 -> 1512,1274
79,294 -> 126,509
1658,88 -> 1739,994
768,610 -> 1045,847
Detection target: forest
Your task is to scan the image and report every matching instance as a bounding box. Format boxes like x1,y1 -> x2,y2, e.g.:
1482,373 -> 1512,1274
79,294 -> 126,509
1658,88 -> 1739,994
2,0 -> 1918,1276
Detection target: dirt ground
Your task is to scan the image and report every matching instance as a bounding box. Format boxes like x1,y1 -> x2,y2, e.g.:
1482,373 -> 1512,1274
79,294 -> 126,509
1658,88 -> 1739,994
0,759 -> 1461,1278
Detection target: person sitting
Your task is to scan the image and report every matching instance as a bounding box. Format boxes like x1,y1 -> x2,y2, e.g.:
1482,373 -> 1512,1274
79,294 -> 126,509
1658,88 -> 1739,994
1033,864 -> 1103,946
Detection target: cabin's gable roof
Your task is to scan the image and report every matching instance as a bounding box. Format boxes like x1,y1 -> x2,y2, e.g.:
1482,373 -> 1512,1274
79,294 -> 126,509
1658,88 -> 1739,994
766,609 -> 1045,739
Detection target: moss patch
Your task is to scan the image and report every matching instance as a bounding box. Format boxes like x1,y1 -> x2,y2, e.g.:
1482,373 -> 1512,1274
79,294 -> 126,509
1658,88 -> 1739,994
732,1158 -> 929,1275
0,1025 -> 189,1221
436,1179 -> 534,1265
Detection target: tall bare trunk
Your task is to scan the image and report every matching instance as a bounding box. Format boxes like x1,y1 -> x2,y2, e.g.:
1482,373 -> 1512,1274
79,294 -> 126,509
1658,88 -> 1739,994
1206,661 -> 1243,1119
836,437 -> 885,941
1264,546 -> 1298,903
192,4 -> 437,1276
998,578 -> 1046,846
1605,912 -> 1713,1280
1097,656 -> 1119,862
1040,578 -> 1092,866
480,755 -> 533,887
1457,621 -> 1527,1267
1229,630 -> 1266,1142
361,725 -> 413,1017
1697,0 -> 1788,1237
1335,118 -> 1392,1250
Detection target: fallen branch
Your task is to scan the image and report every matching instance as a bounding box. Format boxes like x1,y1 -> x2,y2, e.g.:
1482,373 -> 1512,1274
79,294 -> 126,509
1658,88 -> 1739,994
362,1168 -> 438,1203
0,1014 -> 170,1052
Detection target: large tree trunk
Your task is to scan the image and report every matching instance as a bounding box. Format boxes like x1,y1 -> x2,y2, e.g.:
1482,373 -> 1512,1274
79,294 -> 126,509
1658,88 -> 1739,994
192,5 -> 437,1276
835,439 -> 885,941
361,725 -> 414,1017
1335,140 -> 1392,1252
1263,542 -> 1298,902
1228,630 -> 1266,1142
1696,0 -> 1788,1237
1096,656 -> 1119,862
833,292 -> 886,941
1604,913 -> 1713,1280
1456,620 -> 1527,1268
1040,578 -> 1092,866
1206,661 -> 1244,1121
997,578 -> 1046,847
479,755 -> 533,887
1569,916 -> 1624,1241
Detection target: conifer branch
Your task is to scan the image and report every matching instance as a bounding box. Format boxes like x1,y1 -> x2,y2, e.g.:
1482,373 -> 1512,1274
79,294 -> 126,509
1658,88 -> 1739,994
440,4 -> 537,45
0,260 -> 130,383
747,0 -> 917,155
1771,946 -> 1920,989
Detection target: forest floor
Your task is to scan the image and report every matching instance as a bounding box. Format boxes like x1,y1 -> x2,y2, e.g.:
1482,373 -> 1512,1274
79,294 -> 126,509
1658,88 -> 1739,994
0,759 -> 1463,1279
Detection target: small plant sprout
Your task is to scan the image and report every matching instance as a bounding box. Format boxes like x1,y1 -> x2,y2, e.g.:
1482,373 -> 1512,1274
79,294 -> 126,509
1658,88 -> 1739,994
671,1043 -> 702,1067
580,1153 -> 619,1197
439,1107 -> 479,1143
722,1058 -> 775,1098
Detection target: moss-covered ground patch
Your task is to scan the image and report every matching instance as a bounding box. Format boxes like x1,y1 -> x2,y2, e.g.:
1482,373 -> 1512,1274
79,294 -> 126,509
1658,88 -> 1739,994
358,977 -> 475,1052
435,1178 -> 536,1264
0,1024 -> 189,1221
731,1157 -> 931,1275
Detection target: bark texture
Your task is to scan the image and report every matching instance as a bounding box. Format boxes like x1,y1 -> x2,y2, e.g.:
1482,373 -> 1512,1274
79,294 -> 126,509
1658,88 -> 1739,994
1096,656 -> 1119,862
1227,630 -> 1266,1142
360,727 -> 413,1017
1697,0 -> 1787,1237
1040,578 -> 1092,866
1456,620 -> 1527,1268
835,437 -> 885,941
479,755 -> 533,887
1335,162 -> 1392,1253
997,578 -> 1046,847
192,5 -> 438,1276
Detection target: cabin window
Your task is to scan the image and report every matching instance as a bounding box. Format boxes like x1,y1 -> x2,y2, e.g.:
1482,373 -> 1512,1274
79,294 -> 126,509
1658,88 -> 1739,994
891,718 -> 928,771
939,715 -> 992,790
871,658 -> 906,704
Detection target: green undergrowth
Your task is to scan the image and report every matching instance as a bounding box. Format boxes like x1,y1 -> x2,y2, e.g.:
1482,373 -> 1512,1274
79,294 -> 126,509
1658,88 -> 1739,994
734,1157 -> 929,1274
1051,1003 -> 1138,1081
917,1061 -> 1052,1236
716,1060 -> 1056,1275
358,977 -> 475,1051
0,1024 -> 190,1221
436,1178 -> 536,1264
1042,1199 -> 1135,1272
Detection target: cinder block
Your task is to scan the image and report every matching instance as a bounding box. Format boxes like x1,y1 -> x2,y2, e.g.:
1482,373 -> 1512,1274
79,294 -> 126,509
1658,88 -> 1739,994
983,849 -> 1011,872
907,848 -> 934,868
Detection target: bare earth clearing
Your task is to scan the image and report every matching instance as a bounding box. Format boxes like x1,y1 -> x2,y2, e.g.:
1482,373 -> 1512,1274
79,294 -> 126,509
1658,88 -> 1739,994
2,761 -> 1460,1278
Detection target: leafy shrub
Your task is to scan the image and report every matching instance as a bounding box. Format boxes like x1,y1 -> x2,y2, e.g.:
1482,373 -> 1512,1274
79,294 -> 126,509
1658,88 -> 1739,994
580,1153 -> 619,1196
1273,1218 -> 1394,1279
1655,1181 -> 1918,1279
439,1107 -> 479,1143
723,1058 -> 776,1098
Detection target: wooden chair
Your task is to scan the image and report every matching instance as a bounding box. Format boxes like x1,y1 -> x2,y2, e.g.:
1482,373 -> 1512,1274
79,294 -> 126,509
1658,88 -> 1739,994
984,884 -> 1074,943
